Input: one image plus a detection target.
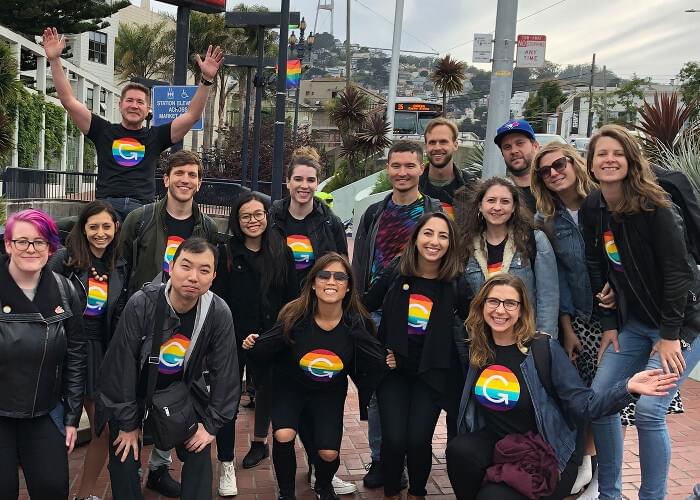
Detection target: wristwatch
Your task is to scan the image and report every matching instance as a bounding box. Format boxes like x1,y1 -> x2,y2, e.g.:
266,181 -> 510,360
201,76 -> 214,86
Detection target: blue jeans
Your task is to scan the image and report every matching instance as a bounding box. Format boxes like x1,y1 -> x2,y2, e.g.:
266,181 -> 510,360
591,319 -> 700,500
103,196 -> 147,223
368,311 -> 383,462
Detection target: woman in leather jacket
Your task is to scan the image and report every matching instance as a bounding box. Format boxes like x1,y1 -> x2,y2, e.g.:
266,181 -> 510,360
0,209 -> 86,499
581,124 -> 700,500
48,200 -> 128,500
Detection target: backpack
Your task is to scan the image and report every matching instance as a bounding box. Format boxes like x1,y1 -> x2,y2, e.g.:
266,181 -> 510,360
530,334 -> 575,431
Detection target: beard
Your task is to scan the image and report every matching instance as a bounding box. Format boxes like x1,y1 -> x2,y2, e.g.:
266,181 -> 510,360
429,152 -> 453,169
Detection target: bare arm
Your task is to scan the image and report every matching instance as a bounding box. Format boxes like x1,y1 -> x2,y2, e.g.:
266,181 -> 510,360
170,45 -> 224,143
43,27 -> 91,134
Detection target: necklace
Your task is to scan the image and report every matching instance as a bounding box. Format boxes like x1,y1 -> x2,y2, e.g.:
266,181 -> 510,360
90,267 -> 109,282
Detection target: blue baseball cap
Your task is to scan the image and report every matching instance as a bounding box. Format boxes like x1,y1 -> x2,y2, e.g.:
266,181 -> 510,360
494,120 -> 537,146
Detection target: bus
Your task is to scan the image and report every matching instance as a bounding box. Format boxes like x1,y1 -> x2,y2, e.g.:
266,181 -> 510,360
392,99 -> 443,136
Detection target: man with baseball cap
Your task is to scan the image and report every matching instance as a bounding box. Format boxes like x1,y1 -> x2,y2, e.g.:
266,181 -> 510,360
493,119 -> 540,213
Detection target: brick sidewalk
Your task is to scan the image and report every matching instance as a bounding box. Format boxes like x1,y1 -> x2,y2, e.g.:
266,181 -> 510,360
16,379 -> 700,499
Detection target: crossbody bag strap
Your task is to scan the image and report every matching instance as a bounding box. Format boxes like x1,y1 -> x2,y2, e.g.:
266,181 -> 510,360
145,285 -> 167,410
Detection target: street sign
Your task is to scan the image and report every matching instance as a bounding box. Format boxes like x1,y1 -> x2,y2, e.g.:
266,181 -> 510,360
516,35 -> 546,68
151,85 -> 203,131
473,33 -> 493,63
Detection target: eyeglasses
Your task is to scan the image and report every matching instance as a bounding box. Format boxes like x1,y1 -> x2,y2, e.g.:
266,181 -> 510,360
11,239 -> 49,252
536,156 -> 570,180
484,297 -> 521,311
316,270 -> 350,282
239,211 -> 266,223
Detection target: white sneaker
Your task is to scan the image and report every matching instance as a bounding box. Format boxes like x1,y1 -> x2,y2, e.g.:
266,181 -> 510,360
571,455 -> 593,494
578,467 -> 599,500
218,461 -> 238,497
310,467 -> 358,495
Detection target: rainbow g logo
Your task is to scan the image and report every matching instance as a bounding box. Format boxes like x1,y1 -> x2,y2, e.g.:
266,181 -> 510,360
163,235 -> 185,273
299,349 -> 344,382
407,293 -> 433,335
84,278 -> 108,317
603,230 -> 623,272
112,138 -> 145,167
441,201 -> 455,220
474,364 -> 521,411
287,234 -> 315,270
159,333 -> 191,375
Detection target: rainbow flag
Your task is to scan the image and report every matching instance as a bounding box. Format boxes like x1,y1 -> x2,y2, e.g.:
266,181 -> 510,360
287,59 -> 301,89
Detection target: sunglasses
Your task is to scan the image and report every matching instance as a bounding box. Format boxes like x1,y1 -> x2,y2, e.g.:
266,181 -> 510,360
536,156 -> 570,180
316,270 -> 350,282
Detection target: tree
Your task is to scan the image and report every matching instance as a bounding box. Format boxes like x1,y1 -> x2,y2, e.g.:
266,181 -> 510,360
0,42 -> 20,162
0,0 -> 129,36
115,21 -> 174,84
679,61 -> 700,119
635,92 -> 697,162
431,54 -> 467,114
311,32 -> 336,51
531,60 -> 560,81
614,75 -> 649,123
523,81 -> 564,132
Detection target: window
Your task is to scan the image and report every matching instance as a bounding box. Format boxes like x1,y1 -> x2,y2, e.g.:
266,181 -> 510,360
87,87 -> 94,111
88,31 -> 107,65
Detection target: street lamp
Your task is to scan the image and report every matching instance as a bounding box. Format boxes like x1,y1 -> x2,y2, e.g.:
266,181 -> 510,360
288,16 -> 315,144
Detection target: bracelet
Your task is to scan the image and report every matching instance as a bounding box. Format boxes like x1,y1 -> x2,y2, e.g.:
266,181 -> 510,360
201,76 -> 214,86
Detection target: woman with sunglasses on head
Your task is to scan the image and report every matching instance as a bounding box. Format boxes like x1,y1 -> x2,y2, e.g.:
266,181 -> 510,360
455,177 -> 559,337
47,200 -> 128,500
446,274 -> 678,500
242,253 -> 389,500
211,192 -> 298,496
362,211 -> 470,500
581,124 -> 700,500
0,209 -> 86,499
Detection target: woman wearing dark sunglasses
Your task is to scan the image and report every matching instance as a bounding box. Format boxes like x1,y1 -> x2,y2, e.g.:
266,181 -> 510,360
362,212 -> 470,499
242,253 -> 389,500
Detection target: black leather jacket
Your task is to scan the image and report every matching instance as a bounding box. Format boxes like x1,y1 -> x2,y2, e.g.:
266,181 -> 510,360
0,256 -> 86,426
581,190 -> 700,345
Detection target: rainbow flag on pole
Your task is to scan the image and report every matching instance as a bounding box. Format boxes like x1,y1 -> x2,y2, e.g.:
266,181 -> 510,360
287,59 -> 301,89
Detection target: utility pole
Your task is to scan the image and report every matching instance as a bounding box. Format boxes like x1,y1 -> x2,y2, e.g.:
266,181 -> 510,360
586,52 -> 596,137
541,96 -> 547,133
483,0 -> 518,179
386,0 -> 404,141
272,0 -> 291,201
172,6 -> 191,152
345,0 -> 351,87
602,64 -> 608,125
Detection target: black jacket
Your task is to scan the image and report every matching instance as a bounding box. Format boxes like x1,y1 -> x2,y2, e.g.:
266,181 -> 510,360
269,197 -> 348,260
0,257 -> 86,426
48,247 -> 129,343
247,313 -> 388,420
581,189 -> 700,345
212,237 -> 299,342
418,163 -> 478,206
352,193 -> 442,295
96,282 -> 239,435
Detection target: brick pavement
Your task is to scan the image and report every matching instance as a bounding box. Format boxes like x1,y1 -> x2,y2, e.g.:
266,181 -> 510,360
16,379 -> 700,499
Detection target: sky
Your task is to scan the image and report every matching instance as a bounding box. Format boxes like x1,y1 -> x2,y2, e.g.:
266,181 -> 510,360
135,0 -> 700,83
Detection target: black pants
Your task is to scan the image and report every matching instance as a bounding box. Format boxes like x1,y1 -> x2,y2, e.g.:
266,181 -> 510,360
107,422 -> 212,500
0,415 -> 68,500
377,371 -> 443,497
446,428 -> 578,500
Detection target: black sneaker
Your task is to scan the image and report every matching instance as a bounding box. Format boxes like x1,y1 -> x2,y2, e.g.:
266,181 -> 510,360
315,486 -> 339,500
146,465 -> 181,498
362,460 -> 383,489
242,441 -> 269,469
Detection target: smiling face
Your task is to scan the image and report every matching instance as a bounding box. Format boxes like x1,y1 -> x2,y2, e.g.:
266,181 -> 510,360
483,284 -> 521,338
590,136 -> 629,186
416,215 -> 450,265
313,261 -> 350,306
387,150 -> 425,193
479,184 -> 514,228
84,210 -> 116,256
238,199 -> 267,240
5,221 -> 50,274
287,164 -> 318,206
164,163 -> 201,203
425,124 -> 458,169
500,133 -> 539,178
539,151 -> 577,194
119,89 -> 149,128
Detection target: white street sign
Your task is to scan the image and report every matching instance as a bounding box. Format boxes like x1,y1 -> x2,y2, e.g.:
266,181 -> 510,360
473,33 -> 493,63
516,34 -> 546,68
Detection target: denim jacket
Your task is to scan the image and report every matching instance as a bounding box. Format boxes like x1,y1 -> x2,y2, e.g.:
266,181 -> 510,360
538,207 -> 594,321
464,229 -> 559,337
456,337 -> 636,471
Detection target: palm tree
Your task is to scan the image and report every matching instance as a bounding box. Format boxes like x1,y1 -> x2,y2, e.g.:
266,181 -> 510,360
635,92 -> 696,162
114,21 -> 174,83
431,54 -> 466,115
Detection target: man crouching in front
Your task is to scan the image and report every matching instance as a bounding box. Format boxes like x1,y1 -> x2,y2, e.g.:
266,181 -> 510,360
96,237 -> 239,499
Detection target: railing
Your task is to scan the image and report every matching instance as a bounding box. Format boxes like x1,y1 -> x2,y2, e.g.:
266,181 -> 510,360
2,167 -> 274,217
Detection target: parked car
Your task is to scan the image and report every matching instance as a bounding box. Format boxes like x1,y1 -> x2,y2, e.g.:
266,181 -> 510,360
570,137 -> 591,158
535,133 -> 567,146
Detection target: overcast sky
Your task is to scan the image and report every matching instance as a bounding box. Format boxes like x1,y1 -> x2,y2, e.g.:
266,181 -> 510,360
136,0 -> 699,82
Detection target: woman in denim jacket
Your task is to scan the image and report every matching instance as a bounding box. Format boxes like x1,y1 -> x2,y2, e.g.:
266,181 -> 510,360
456,177 -> 559,337
445,274 -> 678,500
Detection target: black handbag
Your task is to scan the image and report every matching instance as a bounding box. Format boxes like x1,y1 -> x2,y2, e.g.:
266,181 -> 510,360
143,286 -> 199,450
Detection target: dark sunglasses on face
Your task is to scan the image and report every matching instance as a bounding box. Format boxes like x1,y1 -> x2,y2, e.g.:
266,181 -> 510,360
316,270 -> 350,282
536,156 -> 570,180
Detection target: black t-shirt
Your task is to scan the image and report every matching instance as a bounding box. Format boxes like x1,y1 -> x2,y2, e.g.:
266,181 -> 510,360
420,173 -> 461,220
87,113 -> 173,201
405,278 -> 441,374
285,215 -> 316,283
519,186 -> 537,214
473,343 -> 538,439
162,213 -> 196,275
487,240 -> 506,275
156,304 -> 196,390
83,257 -> 109,341
282,320 -> 354,391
